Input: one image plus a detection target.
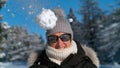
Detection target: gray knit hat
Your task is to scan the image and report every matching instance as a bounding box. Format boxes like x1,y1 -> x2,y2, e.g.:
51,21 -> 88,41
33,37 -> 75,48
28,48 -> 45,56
46,8 -> 73,39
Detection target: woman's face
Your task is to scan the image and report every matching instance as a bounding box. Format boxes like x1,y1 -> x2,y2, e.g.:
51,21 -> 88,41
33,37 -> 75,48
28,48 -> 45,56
47,32 -> 71,49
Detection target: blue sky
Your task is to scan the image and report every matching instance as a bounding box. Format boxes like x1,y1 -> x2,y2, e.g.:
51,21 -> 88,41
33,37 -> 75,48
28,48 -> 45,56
1,0 -> 116,41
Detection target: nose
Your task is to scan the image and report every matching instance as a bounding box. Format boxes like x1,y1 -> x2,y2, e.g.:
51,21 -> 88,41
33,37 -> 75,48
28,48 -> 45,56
57,38 -> 65,49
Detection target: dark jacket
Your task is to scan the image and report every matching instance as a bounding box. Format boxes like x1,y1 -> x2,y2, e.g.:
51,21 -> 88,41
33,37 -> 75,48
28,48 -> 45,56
28,42 -> 99,68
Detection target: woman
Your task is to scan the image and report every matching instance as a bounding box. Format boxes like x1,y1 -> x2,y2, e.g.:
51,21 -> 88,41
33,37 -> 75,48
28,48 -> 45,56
28,8 -> 99,68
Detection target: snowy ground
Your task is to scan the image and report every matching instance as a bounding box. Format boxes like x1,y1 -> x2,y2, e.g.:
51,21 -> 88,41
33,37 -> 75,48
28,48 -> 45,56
0,62 -> 120,68
100,65 -> 120,68
0,62 -> 27,68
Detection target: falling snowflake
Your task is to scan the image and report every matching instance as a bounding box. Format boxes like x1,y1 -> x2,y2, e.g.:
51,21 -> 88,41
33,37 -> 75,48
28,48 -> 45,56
11,13 -> 15,17
7,9 -> 10,12
28,11 -> 34,15
22,7 -> 25,10
28,4 -> 32,9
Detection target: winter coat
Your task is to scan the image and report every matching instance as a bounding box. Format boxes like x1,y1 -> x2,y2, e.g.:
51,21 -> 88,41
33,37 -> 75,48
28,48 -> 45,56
28,41 -> 100,68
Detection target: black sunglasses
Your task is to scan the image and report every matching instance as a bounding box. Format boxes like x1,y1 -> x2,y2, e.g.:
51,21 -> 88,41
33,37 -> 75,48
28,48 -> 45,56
47,33 -> 71,43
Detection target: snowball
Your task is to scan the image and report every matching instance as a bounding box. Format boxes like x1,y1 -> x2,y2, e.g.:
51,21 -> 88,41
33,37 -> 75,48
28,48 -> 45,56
35,8 -> 57,30
69,18 -> 73,22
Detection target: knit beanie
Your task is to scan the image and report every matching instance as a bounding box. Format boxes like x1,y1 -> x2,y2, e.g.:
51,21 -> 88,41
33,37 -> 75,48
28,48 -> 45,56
46,8 -> 73,39
35,8 -> 73,39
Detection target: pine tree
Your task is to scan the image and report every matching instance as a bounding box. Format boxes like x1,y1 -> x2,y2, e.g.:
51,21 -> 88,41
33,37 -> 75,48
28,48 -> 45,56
68,8 -> 77,24
0,0 -> 6,42
78,0 -> 112,64
67,8 -> 83,42
93,0 -> 120,64
78,0 -> 104,50
0,23 -> 2,42
0,0 -> 6,8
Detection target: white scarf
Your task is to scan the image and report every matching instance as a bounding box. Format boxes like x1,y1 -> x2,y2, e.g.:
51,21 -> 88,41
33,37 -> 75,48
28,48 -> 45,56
46,40 -> 78,65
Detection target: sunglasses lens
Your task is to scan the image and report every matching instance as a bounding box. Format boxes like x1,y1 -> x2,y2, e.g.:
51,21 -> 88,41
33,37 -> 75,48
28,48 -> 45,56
47,34 -> 71,43
47,36 -> 58,43
60,34 -> 71,41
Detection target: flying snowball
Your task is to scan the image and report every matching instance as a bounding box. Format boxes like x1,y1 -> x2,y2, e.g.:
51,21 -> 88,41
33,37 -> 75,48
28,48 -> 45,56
35,8 -> 57,30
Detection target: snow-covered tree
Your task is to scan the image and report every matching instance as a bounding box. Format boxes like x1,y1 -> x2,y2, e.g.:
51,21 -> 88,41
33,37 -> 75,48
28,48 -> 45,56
78,0 -> 104,49
0,23 -> 45,62
67,0 -> 120,65
76,0 -> 119,64
97,5 -> 120,64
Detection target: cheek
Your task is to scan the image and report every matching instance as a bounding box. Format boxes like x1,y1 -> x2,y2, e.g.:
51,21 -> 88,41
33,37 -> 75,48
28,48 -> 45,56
50,43 -> 57,48
64,41 -> 71,48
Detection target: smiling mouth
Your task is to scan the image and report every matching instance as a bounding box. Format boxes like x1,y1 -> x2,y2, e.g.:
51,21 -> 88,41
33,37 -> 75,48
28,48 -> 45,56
57,46 -> 66,49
